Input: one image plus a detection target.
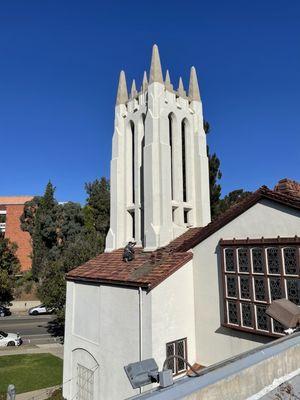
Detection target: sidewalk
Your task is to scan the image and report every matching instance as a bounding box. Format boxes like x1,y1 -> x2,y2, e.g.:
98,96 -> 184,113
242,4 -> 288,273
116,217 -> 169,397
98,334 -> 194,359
0,343 -> 63,359
15,385 -> 60,400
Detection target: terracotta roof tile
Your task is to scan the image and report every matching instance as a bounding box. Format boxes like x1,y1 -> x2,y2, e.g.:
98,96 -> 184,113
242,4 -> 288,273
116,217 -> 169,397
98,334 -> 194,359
67,248 -> 192,290
67,185 -> 300,290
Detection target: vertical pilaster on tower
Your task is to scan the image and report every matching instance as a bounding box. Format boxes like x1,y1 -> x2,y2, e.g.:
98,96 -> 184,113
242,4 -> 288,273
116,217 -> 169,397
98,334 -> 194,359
165,70 -> 173,91
177,77 -> 187,98
116,70 -> 128,105
142,71 -> 148,91
188,66 -> 211,227
130,80 -> 138,98
105,71 -> 129,252
149,44 -> 163,84
188,66 -> 201,101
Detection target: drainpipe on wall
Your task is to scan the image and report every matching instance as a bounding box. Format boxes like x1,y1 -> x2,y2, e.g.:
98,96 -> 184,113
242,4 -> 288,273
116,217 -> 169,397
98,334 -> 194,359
138,286 -> 143,394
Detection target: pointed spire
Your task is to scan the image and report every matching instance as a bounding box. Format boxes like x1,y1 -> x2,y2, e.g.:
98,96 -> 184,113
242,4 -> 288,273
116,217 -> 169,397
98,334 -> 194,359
149,44 -> 163,84
177,77 -> 186,98
165,70 -> 173,91
188,66 -> 201,101
116,71 -> 128,105
130,79 -> 138,98
142,71 -> 148,91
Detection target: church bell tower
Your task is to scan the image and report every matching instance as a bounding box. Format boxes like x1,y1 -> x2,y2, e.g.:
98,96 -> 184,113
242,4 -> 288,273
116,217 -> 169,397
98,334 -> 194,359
105,45 -> 211,252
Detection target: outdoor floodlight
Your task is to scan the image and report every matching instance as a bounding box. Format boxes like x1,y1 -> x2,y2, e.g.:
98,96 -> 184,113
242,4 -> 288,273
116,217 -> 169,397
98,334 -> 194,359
124,358 -> 173,389
266,298 -> 300,331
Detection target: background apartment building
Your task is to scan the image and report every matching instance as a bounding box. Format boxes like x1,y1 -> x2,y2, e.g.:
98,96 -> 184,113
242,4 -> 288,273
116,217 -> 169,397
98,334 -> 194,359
0,196 -> 33,272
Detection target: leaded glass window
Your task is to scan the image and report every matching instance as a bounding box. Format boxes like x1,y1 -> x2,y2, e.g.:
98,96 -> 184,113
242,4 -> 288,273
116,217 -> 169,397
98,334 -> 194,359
225,248 -> 235,272
166,338 -> 187,375
76,364 -> 94,400
226,276 -> 237,298
238,248 -> 249,272
241,303 -> 252,327
272,319 -> 284,334
240,276 -> 251,299
222,241 -> 299,338
284,247 -> 297,275
166,342 -> 175,372
254,277 -> 266,301
256,305 -> 268,331
228,301 -> 239,325
252,248 -> 264,273
286,279 -> 300,305
269,278 -> 282,300
267,248 -> 280,274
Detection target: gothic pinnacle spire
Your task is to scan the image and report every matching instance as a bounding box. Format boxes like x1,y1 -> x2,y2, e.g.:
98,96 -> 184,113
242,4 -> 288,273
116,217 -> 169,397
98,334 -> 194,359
177,77 -> 186,97
188,66 -> 201,101
116,70 -> 128,105
149,44 -> 163,84
131,79 -> 138,98
142,71 -> 148,91
165,70 -> 173,91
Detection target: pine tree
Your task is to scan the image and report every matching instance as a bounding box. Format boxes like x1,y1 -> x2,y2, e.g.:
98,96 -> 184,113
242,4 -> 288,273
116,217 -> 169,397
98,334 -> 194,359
0,237 -> 20,305
84,177 -> 110,251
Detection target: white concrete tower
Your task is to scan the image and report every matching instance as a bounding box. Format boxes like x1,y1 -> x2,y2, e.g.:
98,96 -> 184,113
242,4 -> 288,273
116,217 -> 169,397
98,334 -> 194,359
105,45 -> 211,252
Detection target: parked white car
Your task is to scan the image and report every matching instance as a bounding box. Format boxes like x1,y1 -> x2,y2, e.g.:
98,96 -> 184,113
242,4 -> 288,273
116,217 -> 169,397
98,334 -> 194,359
28,304 -> 53,315
0,331 -> 22,346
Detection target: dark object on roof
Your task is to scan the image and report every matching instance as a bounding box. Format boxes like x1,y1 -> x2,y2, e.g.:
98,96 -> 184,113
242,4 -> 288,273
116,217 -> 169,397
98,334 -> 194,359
67,186 -> 300,290
123,241 -> 136,262
266,299 -> 300,329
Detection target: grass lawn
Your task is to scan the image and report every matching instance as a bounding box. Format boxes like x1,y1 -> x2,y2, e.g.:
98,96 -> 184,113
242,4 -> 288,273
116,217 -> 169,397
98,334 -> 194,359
0,353 -> 63,394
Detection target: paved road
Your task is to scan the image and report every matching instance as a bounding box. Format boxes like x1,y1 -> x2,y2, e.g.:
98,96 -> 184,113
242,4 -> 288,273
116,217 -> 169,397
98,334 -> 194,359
0,315 -> 61,345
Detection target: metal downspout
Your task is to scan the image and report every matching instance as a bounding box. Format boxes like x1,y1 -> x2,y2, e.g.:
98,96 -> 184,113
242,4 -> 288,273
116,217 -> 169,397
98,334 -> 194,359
139,286 -> 143,394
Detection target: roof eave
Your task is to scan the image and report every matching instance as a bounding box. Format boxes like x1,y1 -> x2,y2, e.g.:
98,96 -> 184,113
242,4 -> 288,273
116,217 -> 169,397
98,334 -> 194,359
66,275 -> 150,290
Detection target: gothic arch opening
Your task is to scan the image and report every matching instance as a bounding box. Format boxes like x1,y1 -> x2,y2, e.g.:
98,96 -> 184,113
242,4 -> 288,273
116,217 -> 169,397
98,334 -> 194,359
140,114 -> 146,245
181,118 -> 188,202
168,113 -> 175,200
130,120 -> 135,205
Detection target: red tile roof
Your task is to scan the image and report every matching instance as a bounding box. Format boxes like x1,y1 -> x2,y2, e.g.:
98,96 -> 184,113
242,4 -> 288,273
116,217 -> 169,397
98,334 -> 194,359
67,248 -> 193,290
67,185 -> 300,290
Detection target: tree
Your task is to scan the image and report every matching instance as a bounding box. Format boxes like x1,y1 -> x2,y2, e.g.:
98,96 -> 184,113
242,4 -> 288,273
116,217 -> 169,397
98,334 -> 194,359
21,181 -> 58,279
204,121 -> 251,219
0,237 -> 20,305
21,179 -> 110,332
215,189 -> 251,216
84,178 -> 110,251
204,121 -> 223,220
85,178 -> 110,234
207,146 -> 222,220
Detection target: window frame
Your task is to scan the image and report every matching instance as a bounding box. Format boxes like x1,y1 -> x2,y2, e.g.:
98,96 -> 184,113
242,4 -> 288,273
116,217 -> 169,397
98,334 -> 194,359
166,337 -> 188,376
76,364 -> 94,400
220,237 -> 300,338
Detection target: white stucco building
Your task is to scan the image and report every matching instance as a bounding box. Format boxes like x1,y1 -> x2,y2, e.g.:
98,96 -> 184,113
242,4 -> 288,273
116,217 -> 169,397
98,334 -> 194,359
63,45 -> 300,400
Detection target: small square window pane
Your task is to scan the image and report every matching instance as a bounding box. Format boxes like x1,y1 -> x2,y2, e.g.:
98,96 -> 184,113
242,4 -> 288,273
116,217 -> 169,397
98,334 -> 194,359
238,248 -> 249,272
225,249 -> 235,272
267,248 -> 280,274
284,248 -> 297,275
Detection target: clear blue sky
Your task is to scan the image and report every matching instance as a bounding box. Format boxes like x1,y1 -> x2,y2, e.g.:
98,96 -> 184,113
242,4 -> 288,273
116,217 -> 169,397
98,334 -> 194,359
1,0 -> 299,203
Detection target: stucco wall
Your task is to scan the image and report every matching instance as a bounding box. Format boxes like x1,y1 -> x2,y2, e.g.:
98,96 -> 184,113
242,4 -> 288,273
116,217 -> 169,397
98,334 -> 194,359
63,261 -> 197,399
193,199 -> 300,366
151,260 -> 196,374
63,282 -> 151,400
